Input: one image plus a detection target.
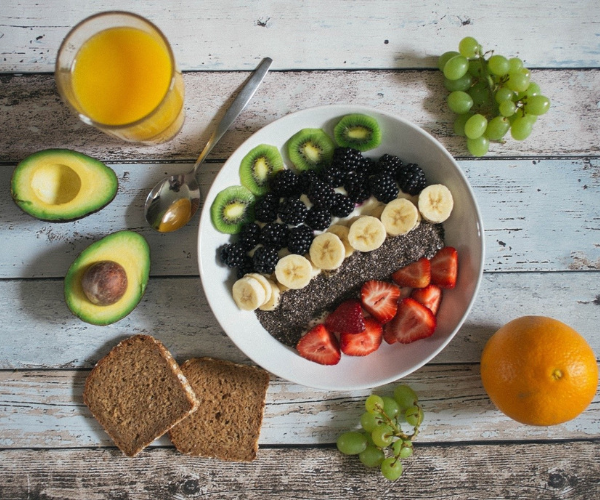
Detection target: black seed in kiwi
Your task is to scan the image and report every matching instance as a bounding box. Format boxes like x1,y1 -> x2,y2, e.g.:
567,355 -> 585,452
210,185 -> 256,234
333,114 -> 382,151
286,128 -> 335,172
239,144 -> 284,196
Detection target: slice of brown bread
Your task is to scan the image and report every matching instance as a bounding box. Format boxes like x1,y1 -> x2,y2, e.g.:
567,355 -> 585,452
169,357 -> 270,462
83,334 -> 199,457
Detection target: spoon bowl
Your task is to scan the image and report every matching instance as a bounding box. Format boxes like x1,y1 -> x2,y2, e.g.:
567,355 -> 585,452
144,57 -> 273,232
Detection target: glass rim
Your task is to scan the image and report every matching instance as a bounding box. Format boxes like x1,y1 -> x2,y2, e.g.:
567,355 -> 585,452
55,10 -> 179,131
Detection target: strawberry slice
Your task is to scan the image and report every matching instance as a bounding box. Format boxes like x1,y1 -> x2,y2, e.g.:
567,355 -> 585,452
411,284 -> 443,315
391,257 -> 431,288
296,324 -> 341,365
383,297 -> 436,344
361,280 -> 401,324
340,317 -> 383,356
430,247 -> 458,289
324,299 -> 365,334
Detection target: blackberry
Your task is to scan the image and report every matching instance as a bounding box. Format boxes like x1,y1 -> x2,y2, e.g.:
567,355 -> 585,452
305,206 -> 332,231
369,172 -> 399,203
238,222 -> 261,250
376,154 -> 404,176
218,242 -> 247,268
259,222 -> 289,250
397,163 -> 427,195
254,193 -> 279,223
252,246 -> 279,274
320,165 -> 346,188
330,193 -> 355,218
287,224 -> 314,255
307,178 -> 336,209
331,147 -> 366,172
297,170 -> 319,195
279,198 -> 308,225
343,171 -> 371,204
269,169 -> 300,198
236,255 -> 255,279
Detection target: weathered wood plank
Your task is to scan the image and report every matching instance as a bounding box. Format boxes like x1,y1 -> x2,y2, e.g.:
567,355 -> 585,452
2,0 -> 599,72
0,365 -> 598,449
0,272 -> 597,370
0,442 -> 598,499
1,157 -> 598,279
1,70 -> 598,163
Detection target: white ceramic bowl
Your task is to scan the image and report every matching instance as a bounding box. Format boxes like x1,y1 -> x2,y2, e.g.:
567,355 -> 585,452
198,104 -> 484,390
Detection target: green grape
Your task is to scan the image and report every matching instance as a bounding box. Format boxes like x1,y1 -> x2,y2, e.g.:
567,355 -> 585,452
360,411 -> 382,433
381,457 -> 404,481
365,394 -> 384,414
488,54 -> 509,76
467,136 -> 490,157
336,431 -> 368,455
458,36 -> 480,58
359,445 -> 385,468
443,55 -> 469,80
382,396 -> 401,419
467,82 -> 490,107
464,113 -> 488,139
371,424 -> 394,448
404,406 -> 424,427
444,73 -> 472,92
520,67 -> 531,79
468,59 -> 486,77
438,50 -> 460,71
507,71 -> 530,92
495,86 -> 515,104
525,82 -> 541,97
453,113 -> 472,136
447,91 -> 474,114
507,57 -> 523,73
511,115 -> 534,140
393,384 -> 418,410
524,95 -> 550,115
485,116 -> 510,141
392,439 -> 414,459
499,100 -> 517,117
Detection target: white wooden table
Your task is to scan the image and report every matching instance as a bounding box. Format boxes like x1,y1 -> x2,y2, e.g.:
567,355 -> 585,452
1,1 -> 599,498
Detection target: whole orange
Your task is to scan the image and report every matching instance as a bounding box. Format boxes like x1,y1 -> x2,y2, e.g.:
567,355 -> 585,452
480,316 -> 598,426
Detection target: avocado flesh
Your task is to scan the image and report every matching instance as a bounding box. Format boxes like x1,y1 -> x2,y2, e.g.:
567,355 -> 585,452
64,231 -> 150,326
11,149 -> 118,221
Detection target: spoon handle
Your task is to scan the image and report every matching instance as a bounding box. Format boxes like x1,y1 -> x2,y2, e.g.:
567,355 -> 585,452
191,57 -> 273,174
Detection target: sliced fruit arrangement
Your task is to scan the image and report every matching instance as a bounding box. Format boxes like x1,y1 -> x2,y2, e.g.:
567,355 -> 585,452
295,246 -> 459,365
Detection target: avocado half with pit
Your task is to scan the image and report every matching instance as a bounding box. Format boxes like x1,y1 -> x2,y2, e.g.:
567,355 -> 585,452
11,149 -> 118,221
65,231 -> 150,326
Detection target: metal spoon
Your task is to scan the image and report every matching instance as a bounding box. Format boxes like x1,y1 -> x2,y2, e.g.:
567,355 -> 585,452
144,57 -> 273,232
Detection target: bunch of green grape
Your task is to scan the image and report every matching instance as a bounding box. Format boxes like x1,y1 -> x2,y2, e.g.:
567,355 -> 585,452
439,36 -> 551,156
336,384 -> 424,481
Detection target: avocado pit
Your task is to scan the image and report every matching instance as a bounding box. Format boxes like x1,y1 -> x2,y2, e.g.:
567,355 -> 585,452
81,260 -> 128,306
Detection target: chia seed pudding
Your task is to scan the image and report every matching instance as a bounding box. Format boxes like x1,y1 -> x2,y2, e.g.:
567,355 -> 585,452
255,222 -> 445,347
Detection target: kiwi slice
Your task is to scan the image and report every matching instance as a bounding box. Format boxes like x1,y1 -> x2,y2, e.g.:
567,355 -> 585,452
287,128 -> 335,172
239,144 -> 284,196
210,185 -> 256,234
333,114 -> 382,151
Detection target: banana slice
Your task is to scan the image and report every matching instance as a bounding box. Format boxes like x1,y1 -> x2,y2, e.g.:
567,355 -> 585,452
274,254 -> 313,290
418,184 -> 454,223
366,201 -> 386,219
232,275 -> 267,311
309,232 -> 345,270
380,198 -> 420,236
259,279 -> 281,311
327,224 -> 355,258
347,215 -> 387,252
246,273 -> 273,305
397,190 -> 420,206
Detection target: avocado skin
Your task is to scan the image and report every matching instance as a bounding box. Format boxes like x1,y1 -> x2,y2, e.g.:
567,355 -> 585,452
11,149 -> 118,222
64,231 -> 150,326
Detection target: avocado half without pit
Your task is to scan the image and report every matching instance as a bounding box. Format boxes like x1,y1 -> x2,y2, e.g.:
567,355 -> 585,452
65,231 -> 150,326
10,149 -> 118,221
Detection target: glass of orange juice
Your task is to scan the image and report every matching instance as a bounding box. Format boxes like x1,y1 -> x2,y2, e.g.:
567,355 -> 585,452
55,11 -> 185,144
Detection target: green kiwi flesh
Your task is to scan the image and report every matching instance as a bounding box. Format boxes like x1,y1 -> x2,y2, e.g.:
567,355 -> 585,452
239,144 -> 284,196
333,114 -> 382,151
210,185 -> 256,234
287,128 -> 335,172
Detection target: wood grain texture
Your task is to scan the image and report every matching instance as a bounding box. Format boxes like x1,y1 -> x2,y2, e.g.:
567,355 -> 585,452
1,69 -> 599,163
2,0 -> 599,72
0,443 -> 598,499
0,366 -> 598,449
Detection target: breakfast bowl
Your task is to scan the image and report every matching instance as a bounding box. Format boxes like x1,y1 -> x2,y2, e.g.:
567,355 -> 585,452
198,104 -> 484,390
